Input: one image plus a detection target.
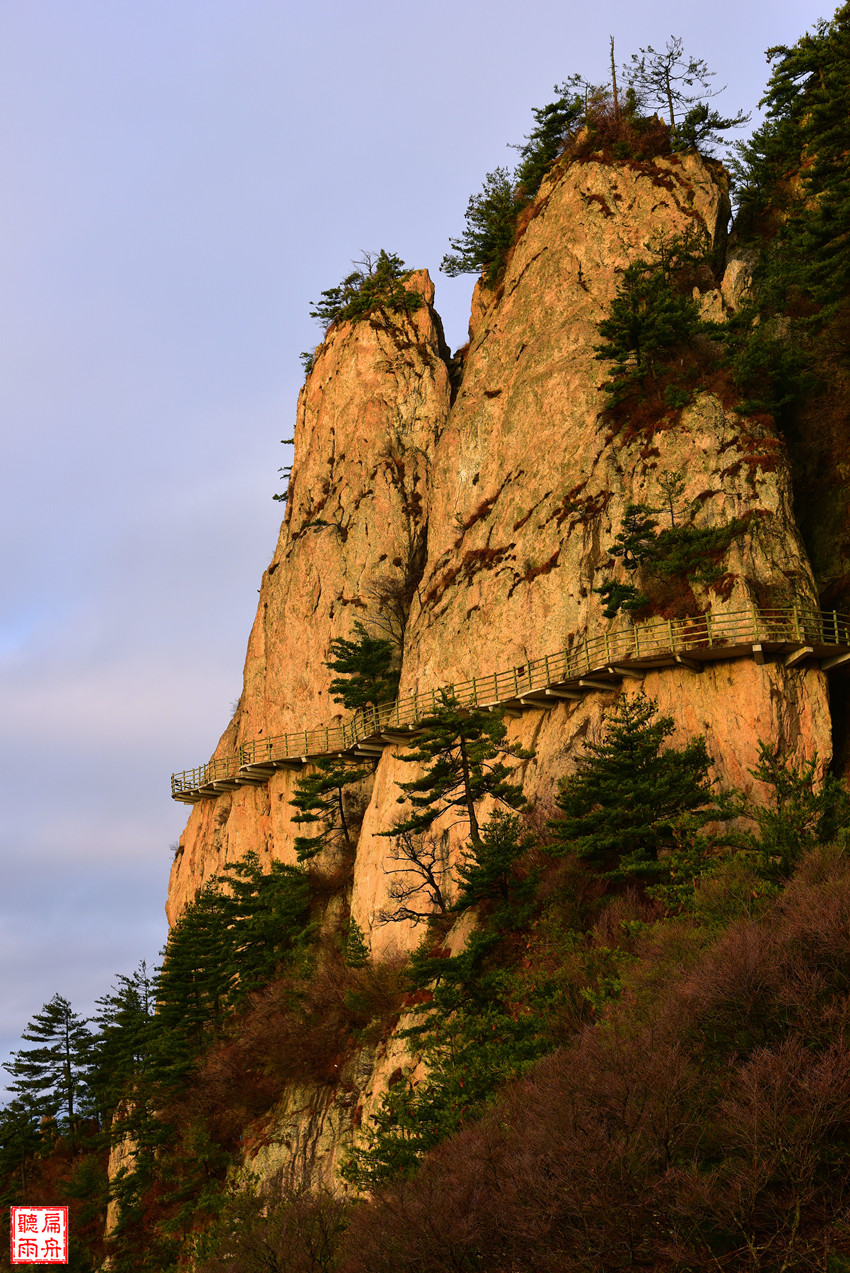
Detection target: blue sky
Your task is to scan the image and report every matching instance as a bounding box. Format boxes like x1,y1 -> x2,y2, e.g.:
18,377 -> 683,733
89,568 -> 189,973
0,0 -> 830,1085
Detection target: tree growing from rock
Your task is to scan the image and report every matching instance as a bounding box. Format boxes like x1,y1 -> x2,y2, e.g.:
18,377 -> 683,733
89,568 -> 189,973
290,756 -> 373,862
386,692 -> 532,850
377,694 -> 533,926
511,79 -> 585,197
626,35 -> 748,144
326,620 -> 400,713
376,830 -> 451,926
551,692 -> 718,878
309,250 -> 421,331
441,168 -> 524,282
594,252 -> 701,391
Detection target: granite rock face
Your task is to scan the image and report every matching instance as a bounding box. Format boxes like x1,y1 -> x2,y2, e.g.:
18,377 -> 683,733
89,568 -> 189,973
167,272 -> 450,920
166,151 -> 833,1189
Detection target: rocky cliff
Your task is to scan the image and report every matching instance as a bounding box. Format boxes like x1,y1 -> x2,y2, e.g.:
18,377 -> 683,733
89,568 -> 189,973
166,148 -> 836,1190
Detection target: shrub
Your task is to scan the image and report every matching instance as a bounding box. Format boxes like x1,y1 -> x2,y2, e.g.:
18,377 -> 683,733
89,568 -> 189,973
194,1182 -> 349,1273
339,846 -> 850,1273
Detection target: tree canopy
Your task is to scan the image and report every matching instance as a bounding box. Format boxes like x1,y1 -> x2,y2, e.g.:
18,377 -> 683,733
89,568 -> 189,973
3,995 -> 94,1140
310,250 -> 422,331
326,621 -> 400,713
386,692 -> 532,849
551,693 -> 718,878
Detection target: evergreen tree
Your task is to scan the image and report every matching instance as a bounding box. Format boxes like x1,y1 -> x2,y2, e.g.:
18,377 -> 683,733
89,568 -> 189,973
786,6 -> 850,323
310,250 -> 421,331
385,692 -> 532,849
326,620 -> 400,713
440,167 -> 525,282
150,855 -> 313,1086
512,80 -> 585,197
607,502 -> 660,570
88,963 -> 154,1126
3,995 -> 94,1143
731,4 -> 850,330
625,35 -> 748,143
594,254 -> 701,388
732,742 -> 850,875
0,1097 -> 42,1194
594,579 -> 650,620
290,756 -> 373,861
344,926 -> 547,1188
453,809 -> 536,923
149,883 -> 231,1086
551,693 -> 717,878
214,852 -> 312,1002
342,917 -> 370,968
675,101 -> 751,154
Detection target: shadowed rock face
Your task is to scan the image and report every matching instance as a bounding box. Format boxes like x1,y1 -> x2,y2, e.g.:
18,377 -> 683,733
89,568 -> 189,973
164,151 -> 833,1190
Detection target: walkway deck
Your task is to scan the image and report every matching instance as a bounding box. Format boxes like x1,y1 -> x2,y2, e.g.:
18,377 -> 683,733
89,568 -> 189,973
171,605 -> 850,803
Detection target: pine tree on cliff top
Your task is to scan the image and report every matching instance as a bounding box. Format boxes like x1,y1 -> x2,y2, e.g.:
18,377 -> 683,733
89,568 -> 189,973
625,35 -> 748,147
512,80 -> 585,197
440,167 -> 522,282
309,250 -> 420,331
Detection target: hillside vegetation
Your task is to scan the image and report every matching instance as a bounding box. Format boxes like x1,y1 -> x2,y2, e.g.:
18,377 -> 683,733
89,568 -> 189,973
3,8 -> 850,1270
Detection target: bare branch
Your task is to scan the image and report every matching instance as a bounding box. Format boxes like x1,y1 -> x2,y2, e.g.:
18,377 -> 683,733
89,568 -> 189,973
375,831 -> 451,926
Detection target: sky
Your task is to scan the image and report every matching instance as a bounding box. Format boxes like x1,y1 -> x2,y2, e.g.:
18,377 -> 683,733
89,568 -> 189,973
0,0 -> 832,1088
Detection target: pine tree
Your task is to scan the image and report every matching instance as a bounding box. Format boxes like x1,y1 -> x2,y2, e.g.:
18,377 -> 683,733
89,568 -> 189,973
309,250 -> 421,331
290,756 -> 373,861
326,620 -> 400,713
551,693 -> 717,878
3,995 -> 94,1144
385,692 -> 532,849
594,255 -> 701,387
149,883 -> 231,1086
789,6 -> 850,324
88,963 -> 154,1126
440,168 -> 525,282
149,855 -> 314,1087
731,4 -> 850,330
0,1097 -> 42,1194
625,35 -> 748,143
214,852 -> 312,1002
594,579 -> 650,620
512,80 -> 585,197
607,502 -> 660,570
454,809 -> 536,922
732,742 -> 850,875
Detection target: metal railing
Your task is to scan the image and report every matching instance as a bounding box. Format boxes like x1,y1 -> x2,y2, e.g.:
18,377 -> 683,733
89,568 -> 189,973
171,604 -> 850,798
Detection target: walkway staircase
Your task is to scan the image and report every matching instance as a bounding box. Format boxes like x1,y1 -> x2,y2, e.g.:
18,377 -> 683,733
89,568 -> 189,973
171,605 -> 850,803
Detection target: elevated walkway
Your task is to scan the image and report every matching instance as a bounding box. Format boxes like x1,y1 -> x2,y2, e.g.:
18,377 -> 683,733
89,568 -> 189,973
171,605 -> 850,803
